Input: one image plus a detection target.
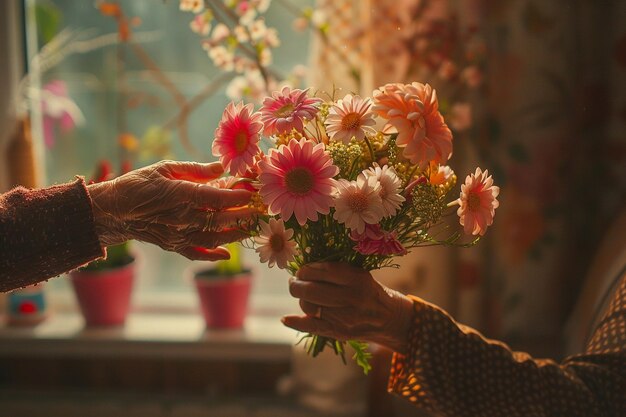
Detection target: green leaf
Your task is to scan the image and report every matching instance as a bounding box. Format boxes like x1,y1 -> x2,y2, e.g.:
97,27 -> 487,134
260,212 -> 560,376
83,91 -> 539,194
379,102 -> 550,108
348,340 -> 372,375
140,126 -> 174,161
34,1 -> 62,45
298,335 -> 372,374
215,243 -> 243,275
83,242 -> 132,271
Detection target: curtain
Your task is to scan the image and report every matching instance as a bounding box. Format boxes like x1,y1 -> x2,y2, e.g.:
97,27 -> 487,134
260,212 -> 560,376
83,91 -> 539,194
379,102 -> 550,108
310,0 -> 626,355
0,0 -> 26,193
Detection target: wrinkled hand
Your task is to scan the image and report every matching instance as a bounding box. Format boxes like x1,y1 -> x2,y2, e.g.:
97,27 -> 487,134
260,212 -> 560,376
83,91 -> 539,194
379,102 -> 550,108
282,263 -> 415,354
87,160 -> 255,261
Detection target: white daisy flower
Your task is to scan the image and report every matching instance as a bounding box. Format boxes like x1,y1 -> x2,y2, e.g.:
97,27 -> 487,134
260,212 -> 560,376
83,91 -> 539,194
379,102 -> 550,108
333,176 -> 385,234
254,218 -> 298,269
360,164 -> 405,217
325,94 -> 377,143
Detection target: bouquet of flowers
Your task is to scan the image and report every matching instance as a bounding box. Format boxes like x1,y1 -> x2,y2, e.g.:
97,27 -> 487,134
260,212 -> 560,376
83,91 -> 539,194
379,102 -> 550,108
211,82 -> 500,373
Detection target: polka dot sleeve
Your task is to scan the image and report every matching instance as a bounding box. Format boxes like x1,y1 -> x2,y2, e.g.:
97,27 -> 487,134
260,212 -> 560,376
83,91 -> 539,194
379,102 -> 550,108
388,275 -> 626,417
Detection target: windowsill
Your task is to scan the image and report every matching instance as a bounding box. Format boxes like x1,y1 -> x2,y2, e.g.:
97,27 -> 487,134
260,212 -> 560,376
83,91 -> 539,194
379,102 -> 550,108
0,244 -> 303,362
0,297 -> 300,362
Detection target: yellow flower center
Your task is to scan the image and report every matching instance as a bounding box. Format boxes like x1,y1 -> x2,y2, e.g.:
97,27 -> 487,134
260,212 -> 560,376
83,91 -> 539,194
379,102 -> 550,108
467,192 -> 481,211
275,103 -> 295,118
269,234 -> 285,252
348,191 -> 369,213
341,112 -> 362,130
285,167 -> 314,195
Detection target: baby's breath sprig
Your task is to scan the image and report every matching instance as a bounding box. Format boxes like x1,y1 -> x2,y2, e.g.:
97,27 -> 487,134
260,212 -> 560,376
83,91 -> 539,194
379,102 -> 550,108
327,141 -> 363,180
369,131 -> 387,151
248,191 -> 267,213
318,102 -> 331,121
386,134 -> 399,162
437,173 -> 457,197
411,183 -> 446,226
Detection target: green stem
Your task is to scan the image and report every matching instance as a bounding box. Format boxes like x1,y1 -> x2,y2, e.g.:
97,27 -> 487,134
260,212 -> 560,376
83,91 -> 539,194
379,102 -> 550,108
363,136 -> 376,163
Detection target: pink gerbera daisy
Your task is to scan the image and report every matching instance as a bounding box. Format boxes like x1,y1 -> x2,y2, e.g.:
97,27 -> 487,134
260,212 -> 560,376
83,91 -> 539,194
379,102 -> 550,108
258,138 -> 339,225
373,82 -> 453,167
333,176 -> 386,234
255,218 -> 298,269
259,86 -> 322,136
325,94 -> 377,143
212,102 -> 263,176
454,168 -> 500,236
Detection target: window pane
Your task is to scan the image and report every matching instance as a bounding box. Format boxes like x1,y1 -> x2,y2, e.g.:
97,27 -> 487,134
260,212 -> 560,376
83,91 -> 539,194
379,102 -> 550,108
24,0 -> 312,301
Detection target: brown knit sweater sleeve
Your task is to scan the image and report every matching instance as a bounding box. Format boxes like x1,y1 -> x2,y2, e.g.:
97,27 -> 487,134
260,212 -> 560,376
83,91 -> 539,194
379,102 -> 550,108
388,274 -> 626,417
0,178 -> 105,292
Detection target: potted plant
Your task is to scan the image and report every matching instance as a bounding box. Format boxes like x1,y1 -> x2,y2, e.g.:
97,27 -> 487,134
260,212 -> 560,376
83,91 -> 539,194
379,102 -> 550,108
190,243 -> 253,329
69,161 -> 137,327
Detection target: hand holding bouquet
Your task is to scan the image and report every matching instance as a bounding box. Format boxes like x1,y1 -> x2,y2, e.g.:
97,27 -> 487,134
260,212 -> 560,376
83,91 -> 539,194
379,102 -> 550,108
211,82 -> 500,373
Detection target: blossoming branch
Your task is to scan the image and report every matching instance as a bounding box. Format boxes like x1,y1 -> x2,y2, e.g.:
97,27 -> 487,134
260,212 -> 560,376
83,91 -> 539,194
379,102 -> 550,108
179,0 -> 317,103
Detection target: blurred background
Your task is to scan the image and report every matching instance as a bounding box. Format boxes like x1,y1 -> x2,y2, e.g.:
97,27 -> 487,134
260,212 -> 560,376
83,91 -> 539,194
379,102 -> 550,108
0,0 -> 625,416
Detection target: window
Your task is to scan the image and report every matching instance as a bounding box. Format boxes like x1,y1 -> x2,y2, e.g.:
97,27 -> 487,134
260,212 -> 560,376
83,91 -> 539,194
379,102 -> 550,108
23,0 -> 313,309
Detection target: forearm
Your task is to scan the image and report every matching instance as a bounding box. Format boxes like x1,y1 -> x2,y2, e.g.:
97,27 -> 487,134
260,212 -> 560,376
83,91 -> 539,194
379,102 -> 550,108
87,180 -> 126,247
388,296 -> 618,417
0,178 -> 105,291
371,287 -> 414,354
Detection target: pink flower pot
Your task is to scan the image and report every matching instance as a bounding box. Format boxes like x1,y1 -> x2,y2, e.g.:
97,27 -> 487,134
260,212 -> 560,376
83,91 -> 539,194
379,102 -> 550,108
192,269 -> 252,329
70,261 -> 135,327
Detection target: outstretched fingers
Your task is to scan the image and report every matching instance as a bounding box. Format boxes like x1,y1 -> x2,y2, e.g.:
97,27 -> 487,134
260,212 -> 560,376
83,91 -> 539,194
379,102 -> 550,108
161,161 -> 224,182
186,228 -> 249,249
128,221 -> 247,259
179,246 -> 231,261
175,181 -> 252,210
281,315 -> 339,340
158,206 -> 258,231
210,207 -> 258,231
288,278 -> 350,307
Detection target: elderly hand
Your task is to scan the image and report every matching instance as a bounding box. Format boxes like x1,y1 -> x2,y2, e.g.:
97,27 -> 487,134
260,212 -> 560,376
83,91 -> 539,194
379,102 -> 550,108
282,262 -> 415,354
87,160 -> 255,261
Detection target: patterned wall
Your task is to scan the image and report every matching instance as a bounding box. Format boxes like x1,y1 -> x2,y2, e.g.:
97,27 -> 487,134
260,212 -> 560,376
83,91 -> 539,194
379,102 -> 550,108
311,0 -> 626,355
